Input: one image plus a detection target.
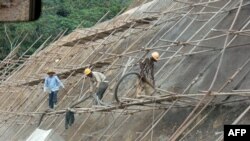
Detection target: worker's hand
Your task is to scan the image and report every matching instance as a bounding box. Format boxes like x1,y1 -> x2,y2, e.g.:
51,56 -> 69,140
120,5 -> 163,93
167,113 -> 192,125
43,87 -> 47,93
62,86 -> 67,92
89,86 -> 93,92
44,87 -> 50,93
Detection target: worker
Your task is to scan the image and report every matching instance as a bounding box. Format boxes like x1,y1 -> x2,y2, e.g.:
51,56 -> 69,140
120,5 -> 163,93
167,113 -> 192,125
44,69 -> 64,109
84,68 -> 108,104
138,51 -> 160,97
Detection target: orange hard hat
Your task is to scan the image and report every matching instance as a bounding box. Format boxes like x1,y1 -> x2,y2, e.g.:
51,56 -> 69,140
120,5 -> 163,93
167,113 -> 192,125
151,52 -> 160,61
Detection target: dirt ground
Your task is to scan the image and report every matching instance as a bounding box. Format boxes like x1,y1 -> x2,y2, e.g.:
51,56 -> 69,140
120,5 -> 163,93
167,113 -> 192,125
0,0 -> 30,21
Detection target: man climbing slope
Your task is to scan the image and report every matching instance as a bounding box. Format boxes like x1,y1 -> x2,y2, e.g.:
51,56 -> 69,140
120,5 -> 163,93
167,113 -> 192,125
138,51 -> 160,97
44,69 -> 64,109
84,68 -> 108,104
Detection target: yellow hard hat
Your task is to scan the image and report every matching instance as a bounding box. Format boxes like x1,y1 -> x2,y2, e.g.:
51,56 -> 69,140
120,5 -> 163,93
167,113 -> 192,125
47,69 -> 55,74
84,68 -> 92,75
151,51 -> 160,61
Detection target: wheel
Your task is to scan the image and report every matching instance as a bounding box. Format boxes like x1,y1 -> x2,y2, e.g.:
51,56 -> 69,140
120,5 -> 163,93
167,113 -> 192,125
114,72 -> 142,103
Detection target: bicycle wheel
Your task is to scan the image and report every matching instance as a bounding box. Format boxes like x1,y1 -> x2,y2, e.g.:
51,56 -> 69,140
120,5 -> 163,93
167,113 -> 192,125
114,72 -> 142,103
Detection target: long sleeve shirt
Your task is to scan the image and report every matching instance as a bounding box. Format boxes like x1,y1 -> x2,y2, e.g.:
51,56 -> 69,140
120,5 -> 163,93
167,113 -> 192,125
44,75 -> 64,92
88,71 -> 107,93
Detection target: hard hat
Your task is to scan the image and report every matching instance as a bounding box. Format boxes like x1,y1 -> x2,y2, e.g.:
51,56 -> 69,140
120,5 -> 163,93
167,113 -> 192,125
151,51 -> 160,61
84,68 -> 92,75
47,69 -> 55,74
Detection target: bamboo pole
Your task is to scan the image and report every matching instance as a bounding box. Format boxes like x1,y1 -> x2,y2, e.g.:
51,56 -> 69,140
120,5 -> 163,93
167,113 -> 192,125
169,1 -> 246,140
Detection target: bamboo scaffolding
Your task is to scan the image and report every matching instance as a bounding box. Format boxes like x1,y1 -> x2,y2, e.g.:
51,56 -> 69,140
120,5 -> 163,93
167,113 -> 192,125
169,1 -> 246,140
61,16 -> 157,47
41,71 -> 87,129
41,9 -> 160,133
68,1 -> 164,139
136,0 -> 239,139
179,108 -> 213,141
48,4 -> 152,137
136,107 -> 172,141
216,104 -> 250,141
179,9 -> 249,141
96,109 -> 126,141
9,84 -> 44,140
0,0 -> 139,140
65,26 -> 143,68
0,1 -> 178,86
5,30 -> 67,83
134,5 -> 225,140
59,11 -> 113,66
0,29 -> 71,139
0,33 -> 28,68
103,115 -> 131,141
0,89 -> 248,121
101,5 -> 191,91
59,2 -> 182,140
86,1 -> 215,139
0,85 -> 37,137
155,1 -> 233,80
19,16 -> 149,86
66,1 -> 161,139
79,1 -> 185,138
133,109 -> 166,140
0,35 -> 43,82
67,113 -> 92,141
0,0 -> 249,140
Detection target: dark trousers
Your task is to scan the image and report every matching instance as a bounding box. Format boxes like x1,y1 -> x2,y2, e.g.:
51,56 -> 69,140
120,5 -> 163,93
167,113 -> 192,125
65,110 -> 75,129
49,91 -> 58,109
96,82 -> 108,100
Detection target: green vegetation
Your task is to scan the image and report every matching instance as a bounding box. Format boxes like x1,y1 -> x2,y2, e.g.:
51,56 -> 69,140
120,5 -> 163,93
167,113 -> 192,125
0,0 -> 131,60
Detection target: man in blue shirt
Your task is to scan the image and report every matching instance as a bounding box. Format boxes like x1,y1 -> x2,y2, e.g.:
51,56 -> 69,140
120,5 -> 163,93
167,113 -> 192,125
44,69 -> 64,109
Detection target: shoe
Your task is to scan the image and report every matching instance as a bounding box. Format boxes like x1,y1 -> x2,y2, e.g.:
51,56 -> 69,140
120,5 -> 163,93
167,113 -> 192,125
54,104 -> 57,108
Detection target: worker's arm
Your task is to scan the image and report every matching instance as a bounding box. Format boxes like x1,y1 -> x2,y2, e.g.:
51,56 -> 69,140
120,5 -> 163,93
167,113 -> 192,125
150,63 -> 155,87
96,81 -> 101,88
139,60 -> 146,77
43,77 -> 48,92
55,76 -> 65,88
89,78 -> 95,93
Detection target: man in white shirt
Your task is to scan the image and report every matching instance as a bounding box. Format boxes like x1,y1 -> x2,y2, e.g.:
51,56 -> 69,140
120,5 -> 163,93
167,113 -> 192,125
84,68 -> 108,104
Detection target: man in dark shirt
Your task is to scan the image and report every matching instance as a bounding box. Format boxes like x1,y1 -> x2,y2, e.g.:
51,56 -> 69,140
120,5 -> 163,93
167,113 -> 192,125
138,51 -> 159,97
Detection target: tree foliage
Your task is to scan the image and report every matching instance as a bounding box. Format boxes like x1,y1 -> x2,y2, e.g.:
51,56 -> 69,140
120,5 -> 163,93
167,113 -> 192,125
0,0 -> 131,60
